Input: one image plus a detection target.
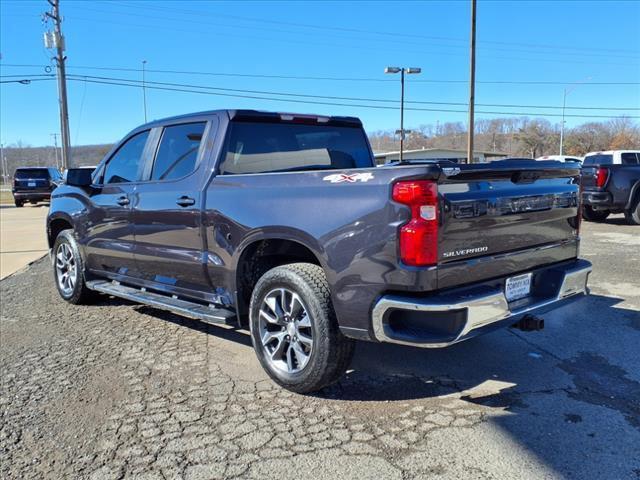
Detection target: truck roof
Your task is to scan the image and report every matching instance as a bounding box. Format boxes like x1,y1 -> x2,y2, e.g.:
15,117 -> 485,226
141,109 -> 363,128
584,150 -> 640,155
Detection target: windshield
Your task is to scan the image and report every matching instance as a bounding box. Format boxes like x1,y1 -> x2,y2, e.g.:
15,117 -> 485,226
583,154 -> 613,166
221,122 -> 373,174
15,169 -> 50,179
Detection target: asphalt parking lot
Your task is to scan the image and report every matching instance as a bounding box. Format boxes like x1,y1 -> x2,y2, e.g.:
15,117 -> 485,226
1,216 -> 638,480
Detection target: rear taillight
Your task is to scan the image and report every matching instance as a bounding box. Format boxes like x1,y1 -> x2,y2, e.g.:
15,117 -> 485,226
392,180 -> 438,266
595,167 -> 609,188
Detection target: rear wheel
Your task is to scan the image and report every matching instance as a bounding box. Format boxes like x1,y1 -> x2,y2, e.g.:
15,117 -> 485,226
14,200 -> 23,207
624,198 -> 640,225
582,205 -> 609,222
52,230 -> 98,304
249,263 -> 355,393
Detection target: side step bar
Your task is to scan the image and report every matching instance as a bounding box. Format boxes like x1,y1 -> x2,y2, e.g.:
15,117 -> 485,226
86,280 -> 237,326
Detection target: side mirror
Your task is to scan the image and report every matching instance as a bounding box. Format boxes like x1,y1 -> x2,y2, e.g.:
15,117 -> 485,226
65,168 -> 95,187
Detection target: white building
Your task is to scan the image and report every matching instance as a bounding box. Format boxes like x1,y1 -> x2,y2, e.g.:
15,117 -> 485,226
374,147 -> 509,165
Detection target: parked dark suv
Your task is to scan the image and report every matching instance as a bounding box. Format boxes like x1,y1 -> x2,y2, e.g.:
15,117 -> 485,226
12,167 -> 62,207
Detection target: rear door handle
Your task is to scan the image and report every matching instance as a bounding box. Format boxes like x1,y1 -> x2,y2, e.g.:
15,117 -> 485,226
116,196 -> 130,206
176,196 -> 196,207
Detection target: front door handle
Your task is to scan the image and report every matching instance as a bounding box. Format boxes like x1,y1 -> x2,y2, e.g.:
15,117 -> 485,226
176,196 -> 196,207
116,196 -> 130,206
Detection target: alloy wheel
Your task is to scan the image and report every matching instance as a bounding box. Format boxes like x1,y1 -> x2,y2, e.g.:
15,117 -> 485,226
55,242 -> 77,296
258,288 -> 313,374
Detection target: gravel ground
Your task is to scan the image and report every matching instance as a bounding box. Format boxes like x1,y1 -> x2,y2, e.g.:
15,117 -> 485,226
1,216 -> 639,480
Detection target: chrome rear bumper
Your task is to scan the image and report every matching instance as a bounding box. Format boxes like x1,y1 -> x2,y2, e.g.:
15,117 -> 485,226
371,260 -> 592,348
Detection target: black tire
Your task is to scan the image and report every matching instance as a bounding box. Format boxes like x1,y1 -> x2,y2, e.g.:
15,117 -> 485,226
624,197 -> 640,225
582,205 -> 610,222
52,229 -> 98,304
249,262 -> 355,393
14,200 -> 23,208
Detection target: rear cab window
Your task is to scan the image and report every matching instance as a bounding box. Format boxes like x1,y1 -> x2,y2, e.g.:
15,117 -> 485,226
621,152 -> 639,165
583,154 -> 614,166
220,121 -> 373,174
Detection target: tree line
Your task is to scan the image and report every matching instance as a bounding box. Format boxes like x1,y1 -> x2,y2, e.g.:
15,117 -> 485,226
369,117 -> 639,158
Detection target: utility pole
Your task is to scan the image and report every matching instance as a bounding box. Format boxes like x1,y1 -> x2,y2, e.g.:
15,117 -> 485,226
142,60 -> 148,122
44,0 -> 71,170
0,143 -> 6,187
466,0 -> 477,164
51,133 -> 60,170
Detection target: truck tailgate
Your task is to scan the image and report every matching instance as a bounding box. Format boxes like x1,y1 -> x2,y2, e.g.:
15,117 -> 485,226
436,161 -> 581,288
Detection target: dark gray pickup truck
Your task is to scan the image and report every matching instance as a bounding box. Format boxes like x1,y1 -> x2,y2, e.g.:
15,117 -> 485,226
47,109 -> 592,392
581,150 -> 640,225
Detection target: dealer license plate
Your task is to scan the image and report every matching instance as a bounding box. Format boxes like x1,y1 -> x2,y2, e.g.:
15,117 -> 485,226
505,273 -> 532,302
28,182 -> 36,187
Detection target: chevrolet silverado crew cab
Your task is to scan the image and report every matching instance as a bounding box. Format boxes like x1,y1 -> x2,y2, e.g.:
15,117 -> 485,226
581,150 -> 640,225
47,110 -> 592,393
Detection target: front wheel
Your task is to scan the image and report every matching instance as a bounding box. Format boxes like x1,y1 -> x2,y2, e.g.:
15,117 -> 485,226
52,229 -> 98,304
249,263 -> 355,393
582,205 -> 610,222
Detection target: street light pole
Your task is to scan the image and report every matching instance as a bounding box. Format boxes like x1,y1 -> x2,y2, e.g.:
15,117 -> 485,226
385,66 -> 421,164
142,60 -> 148,123
559,76 -> 591,156
560,88 -> 567,155
400,68 -> 405,162
467,0 -> 477,164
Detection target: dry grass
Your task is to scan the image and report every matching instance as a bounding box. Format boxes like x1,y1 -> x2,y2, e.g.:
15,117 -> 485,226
0,190 -> 14,204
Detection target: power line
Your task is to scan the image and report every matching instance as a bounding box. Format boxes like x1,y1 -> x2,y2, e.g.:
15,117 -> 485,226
105,0 -> 640,56
52,12 -> 640,68
72,3 -> 640,61
0,77 -> 55,84
4,73 -> 637,112
58,75 -> 639,119
2,63 -> 639,86
65,74 -> 640,111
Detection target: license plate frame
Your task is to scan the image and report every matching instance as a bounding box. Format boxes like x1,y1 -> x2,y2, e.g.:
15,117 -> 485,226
505,272 -> 532,302
27,181 -> 36,187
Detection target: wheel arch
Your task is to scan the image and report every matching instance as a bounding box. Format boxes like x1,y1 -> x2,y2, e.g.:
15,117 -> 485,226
233,232 -> 327,326
47,214 -> 74,249
625,180 -> 640,209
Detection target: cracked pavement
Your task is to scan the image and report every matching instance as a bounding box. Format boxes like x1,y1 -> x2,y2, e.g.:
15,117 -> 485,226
1,216 -> 639,479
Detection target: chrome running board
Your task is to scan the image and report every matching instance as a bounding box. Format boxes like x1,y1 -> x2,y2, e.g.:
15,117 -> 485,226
86,280 -> 237,325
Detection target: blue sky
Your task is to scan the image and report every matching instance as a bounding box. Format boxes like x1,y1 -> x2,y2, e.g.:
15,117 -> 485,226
1,0 -> 639,147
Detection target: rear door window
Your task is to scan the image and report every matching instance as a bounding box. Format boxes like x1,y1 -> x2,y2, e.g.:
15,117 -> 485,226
103,130 -> 150,184
621,153 -> 639,165
150,122 -> 206,181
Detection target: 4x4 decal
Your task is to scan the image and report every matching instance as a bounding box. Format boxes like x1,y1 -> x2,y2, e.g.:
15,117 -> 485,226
323,172 -> 374,183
